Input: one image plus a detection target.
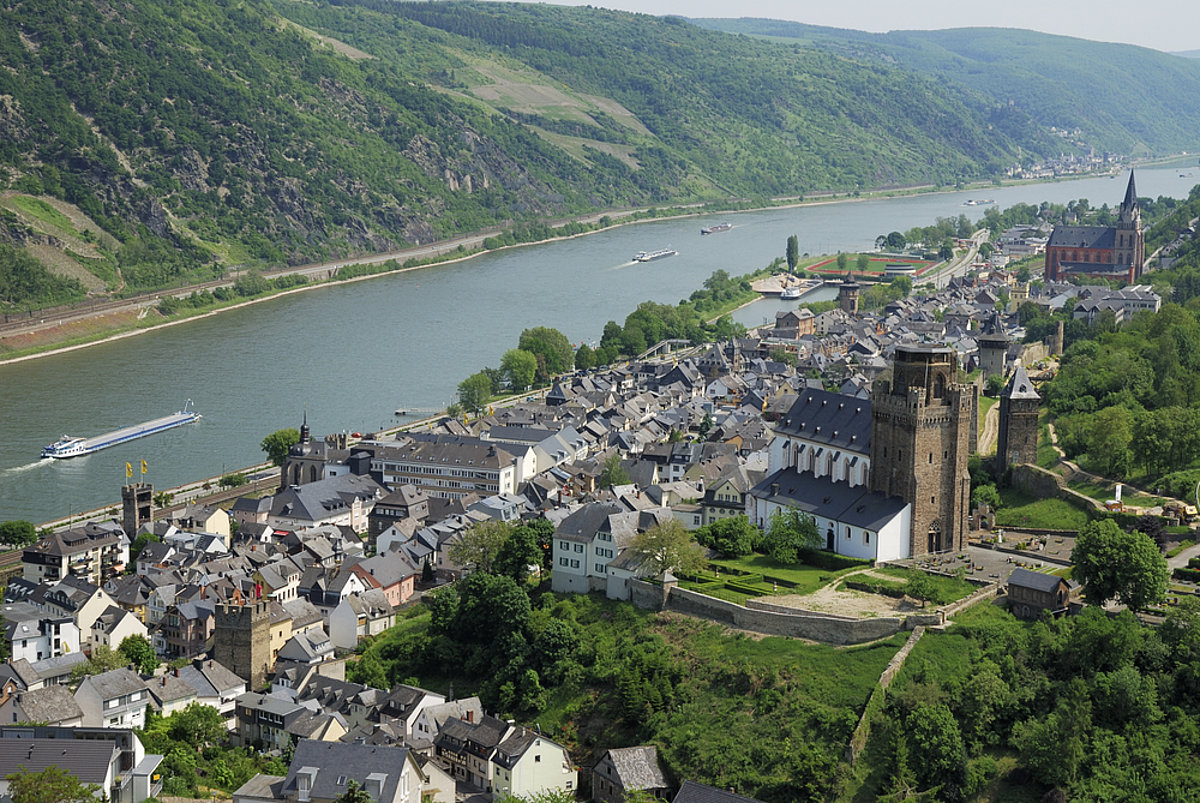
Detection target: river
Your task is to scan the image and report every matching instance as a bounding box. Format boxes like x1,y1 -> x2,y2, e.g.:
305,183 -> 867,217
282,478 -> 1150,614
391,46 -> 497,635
1,167 -> 1195,524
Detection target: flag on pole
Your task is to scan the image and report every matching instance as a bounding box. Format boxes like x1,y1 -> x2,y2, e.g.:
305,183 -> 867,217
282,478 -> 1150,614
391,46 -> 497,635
141,459 -> 148,475
125,462 -> 133,479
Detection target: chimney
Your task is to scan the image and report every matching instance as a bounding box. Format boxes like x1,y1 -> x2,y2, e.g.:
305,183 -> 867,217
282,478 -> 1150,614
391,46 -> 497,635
174,667 -> 180,677
466,710 -> 474,723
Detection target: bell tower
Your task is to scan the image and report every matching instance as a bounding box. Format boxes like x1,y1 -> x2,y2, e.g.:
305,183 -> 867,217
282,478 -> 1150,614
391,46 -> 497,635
869,345 -> 973,556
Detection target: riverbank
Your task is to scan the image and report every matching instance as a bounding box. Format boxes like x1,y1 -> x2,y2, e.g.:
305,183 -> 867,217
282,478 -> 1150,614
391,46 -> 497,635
0,163 -> 1135,366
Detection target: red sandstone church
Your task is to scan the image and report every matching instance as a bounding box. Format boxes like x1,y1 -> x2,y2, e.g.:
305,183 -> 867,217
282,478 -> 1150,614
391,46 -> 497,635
1044,171 -> 1144,283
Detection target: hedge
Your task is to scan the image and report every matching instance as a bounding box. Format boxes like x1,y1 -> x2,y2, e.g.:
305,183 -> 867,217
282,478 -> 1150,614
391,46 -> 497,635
799,548 -> 872,571
1174,567 -> 1200,583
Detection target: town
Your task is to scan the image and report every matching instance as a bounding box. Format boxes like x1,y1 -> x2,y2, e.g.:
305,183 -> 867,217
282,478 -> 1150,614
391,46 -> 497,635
3,170 -> 1192,802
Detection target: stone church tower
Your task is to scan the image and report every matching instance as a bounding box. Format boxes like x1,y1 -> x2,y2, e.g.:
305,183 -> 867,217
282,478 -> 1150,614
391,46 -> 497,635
996,363 -> 1041,470
1115,170 -> 1144,277
869,345 -> 973,555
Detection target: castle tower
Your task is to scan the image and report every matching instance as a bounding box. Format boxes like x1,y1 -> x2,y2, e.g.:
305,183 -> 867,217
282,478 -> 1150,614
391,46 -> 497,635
869,345 -> 973,556
1116,170 -> 1145,279
977,311 -> 1010,380
122,482 -> 153,535
997,363 -> 1041,470
838,273 -> 860,315
213,600 -> 272,689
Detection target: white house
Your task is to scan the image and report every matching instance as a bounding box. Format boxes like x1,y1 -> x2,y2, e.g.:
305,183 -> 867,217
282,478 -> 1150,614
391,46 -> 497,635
550,503 -> 638,594
2,602 -> 81,664
328,590 -> 394,650
491,728 -> 577,800
75,668 -> 149,729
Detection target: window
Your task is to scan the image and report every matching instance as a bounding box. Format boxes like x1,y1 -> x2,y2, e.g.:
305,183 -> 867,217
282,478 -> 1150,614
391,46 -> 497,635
574,543 -> 583,553
535,754 -> 541,762
865,531 -> 871,544
559,558 -> 568,567
570,560 -> 580,569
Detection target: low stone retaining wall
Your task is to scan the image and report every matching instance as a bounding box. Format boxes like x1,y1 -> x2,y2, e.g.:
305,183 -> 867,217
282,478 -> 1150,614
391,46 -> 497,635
941,581 -> 1001,618
1011,463 -> 1102,513
846,626 -> 927,764
666,586 -> 904,645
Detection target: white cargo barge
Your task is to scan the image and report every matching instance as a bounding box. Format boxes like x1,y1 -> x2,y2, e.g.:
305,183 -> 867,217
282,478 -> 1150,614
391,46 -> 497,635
41,401 -> 201,459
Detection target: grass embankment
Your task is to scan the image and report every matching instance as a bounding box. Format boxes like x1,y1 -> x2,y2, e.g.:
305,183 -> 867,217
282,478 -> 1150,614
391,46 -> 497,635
840,566 -> 978,607
994,486 -> 1090,530
356,592 -> 905,801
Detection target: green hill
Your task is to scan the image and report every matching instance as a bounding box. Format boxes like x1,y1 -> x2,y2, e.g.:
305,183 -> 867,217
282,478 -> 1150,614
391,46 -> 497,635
693,18 -> 1200,155
3,1 -> 1192,310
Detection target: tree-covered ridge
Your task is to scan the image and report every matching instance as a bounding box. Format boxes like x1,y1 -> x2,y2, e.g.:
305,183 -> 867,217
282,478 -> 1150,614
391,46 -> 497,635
364,1 -> 1053,192
0,0 -> 687,298
694,19 -> 1200,156
862,603 -> 1200,801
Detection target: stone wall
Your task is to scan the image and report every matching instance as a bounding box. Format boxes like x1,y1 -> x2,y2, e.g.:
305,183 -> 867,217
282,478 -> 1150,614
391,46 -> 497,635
629,578 -> 666,611
847,626 -> 927,763
666,586 -> 903,645
1011,463 -> 1102,513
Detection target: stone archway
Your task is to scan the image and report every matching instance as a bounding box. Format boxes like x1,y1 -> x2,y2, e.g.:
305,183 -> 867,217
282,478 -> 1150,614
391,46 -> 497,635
927,519 -> 943,554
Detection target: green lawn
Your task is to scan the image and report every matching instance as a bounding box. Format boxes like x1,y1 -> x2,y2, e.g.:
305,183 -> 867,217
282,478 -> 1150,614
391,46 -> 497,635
857,566 -> 978,605
707,553 -> 866,595
995,487 -> 1090,530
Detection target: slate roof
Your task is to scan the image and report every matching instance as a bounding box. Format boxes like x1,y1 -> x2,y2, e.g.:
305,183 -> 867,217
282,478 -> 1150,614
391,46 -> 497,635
751,469 -> 908,532
280,740 -> 412,802
0,658 -> 40,690
673,780 -> 764,803
1002,363 -> 1040,401
1047,224 -> 1116,250
1007,567 -> 1067,594
10,685 -> 83,723
773,388 -> 871,454
81,667 -> 145,700
0,737 -> 117,784
600,745 -> 670,791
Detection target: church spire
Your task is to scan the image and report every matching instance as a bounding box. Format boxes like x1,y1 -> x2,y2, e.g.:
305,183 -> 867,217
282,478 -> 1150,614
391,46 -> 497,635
1122,169 -> 1138,211
300,410 -> 310,444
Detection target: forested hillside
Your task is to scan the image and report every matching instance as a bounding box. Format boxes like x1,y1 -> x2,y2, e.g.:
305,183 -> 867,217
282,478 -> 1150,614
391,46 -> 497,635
1,1 -> 1193,311
695,18 -> 1200,155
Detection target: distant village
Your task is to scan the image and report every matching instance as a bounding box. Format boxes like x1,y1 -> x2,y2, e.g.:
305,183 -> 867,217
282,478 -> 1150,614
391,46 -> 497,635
0,176 -> 1166,803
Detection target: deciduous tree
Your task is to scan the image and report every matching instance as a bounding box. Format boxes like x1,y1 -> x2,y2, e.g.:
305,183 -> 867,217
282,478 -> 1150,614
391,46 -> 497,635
4,765 -> 100,803
119,634 -> 159,673
629,519 -> 705,576
763,507 -> 820,563
501,348 -> 538,393
0,520 -> 37,547
518,326 -> 574,376
1071,519 -> 1168,612
457,371 -> 493,415
448,519 -> 512,574
260,428 -> 300,467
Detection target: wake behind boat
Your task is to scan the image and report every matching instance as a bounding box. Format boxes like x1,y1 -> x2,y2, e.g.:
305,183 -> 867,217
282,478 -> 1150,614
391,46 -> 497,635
633,248 -> 678,262
41,400 -> 201,459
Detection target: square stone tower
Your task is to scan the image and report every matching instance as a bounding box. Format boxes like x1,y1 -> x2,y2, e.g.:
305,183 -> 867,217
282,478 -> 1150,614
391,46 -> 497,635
213,600 -> 272,689
122,482 -> 153,535
997,363 -> 1041,470
869,345 -> 973,555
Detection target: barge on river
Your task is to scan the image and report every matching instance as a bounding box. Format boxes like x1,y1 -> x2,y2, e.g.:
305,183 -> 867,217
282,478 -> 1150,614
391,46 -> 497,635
41,400 -> 201,459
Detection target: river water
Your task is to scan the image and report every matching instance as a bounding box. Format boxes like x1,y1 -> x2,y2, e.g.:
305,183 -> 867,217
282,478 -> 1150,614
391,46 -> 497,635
1,167 -> 1195,524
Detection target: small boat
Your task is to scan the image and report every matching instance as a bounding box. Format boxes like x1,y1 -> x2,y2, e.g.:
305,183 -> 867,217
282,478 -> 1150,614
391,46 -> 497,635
700,222 -> 732,235
780,285 -> 803,300
632,248 -> 678,262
